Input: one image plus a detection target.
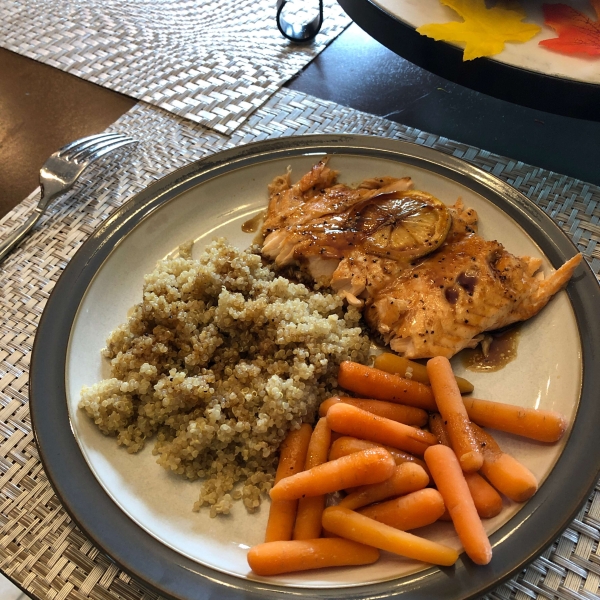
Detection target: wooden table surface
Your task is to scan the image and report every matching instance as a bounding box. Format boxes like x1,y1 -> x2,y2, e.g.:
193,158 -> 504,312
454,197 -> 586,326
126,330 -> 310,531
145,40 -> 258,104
1,23 -> 599,217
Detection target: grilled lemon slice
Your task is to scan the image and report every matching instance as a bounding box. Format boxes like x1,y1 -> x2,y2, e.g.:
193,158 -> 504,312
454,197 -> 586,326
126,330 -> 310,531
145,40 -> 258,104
356,190 -> 452,260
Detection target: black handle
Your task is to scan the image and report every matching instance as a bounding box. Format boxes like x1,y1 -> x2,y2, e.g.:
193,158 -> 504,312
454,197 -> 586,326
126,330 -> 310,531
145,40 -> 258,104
276,0 -> 323,43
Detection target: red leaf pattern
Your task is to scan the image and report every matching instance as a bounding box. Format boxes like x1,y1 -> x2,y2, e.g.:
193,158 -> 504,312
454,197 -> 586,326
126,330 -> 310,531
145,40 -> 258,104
540,0 -> 600,55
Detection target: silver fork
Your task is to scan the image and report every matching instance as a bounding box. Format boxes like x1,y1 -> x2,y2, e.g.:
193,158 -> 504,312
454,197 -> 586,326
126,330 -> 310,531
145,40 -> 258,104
0,132 -> 136,262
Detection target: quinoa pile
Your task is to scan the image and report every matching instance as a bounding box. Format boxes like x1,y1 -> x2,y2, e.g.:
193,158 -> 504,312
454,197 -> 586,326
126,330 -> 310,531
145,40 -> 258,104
79,239 -> 369,516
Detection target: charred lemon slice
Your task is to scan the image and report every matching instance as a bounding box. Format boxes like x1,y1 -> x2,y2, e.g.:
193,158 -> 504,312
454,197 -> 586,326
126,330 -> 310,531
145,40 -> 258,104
356,190 -> 452,260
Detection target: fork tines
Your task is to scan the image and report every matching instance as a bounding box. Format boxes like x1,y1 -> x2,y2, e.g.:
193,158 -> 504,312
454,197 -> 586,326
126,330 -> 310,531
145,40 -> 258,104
59,133 -> 136,163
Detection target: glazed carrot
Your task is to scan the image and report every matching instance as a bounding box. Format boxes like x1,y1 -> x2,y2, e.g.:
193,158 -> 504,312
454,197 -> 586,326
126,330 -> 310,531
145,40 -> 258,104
424,444 -> 492,565
463,397 -> 567,443
328,436 -> 429,472
337,361 -> 437,411
319,396 -> 428,427
374,353 -> 474,394
464,472 -> 503,519
319,396 -> 342,416
329,436 -> 374,461
339,462 -> 429,510
471,424 -> 538,502
359,488 -> 446,530
270,447 -> 396,501
293,418 -> 331,540
429,413 -> 451,447
247,538 -> 379,575
264,423 -> 312,543
429,413 -> 502,519
430,413 -> 453,522
427,356 -> 483,472
326,403 -> 437,456
322,506 -> 458,566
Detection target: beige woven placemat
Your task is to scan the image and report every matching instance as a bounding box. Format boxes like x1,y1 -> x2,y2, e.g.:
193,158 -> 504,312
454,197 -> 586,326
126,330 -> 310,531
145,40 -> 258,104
0,0 -> 349,134
0,89 -> 599,600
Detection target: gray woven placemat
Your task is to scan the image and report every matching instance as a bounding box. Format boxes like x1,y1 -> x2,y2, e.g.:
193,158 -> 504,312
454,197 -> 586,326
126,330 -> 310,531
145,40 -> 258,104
0,0 -> 349,134
0,89 -> 599,600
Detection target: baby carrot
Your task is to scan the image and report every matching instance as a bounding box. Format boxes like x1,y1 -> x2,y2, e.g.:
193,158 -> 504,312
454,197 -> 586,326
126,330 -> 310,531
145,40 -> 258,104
264,423 -> 312,543
319,396 -> 341,416
429,413 -> 451,447
463,472 -> 503,519
429,413 -> 502,519
463,397 -> 567,443
339,462 -> 429,510
359,488 -> 446,530
322,506 -> 458,566
337,361 -> 437,411
326,403 -> 437,456
374,352 -> 474,394
424,444 -> 492,565
319,396 -> 428,427
247,538 -> 379,576
427,356 -> 483,472
328,436 -> 429,472
471,424 -> 538,502
270,447 -> 396,501
293,418 -> 331,540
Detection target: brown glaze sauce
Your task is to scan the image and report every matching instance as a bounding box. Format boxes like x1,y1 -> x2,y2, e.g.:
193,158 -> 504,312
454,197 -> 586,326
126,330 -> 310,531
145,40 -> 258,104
241,211 -> 266,233
457,270 -> 478,294
461,326 -> 521,372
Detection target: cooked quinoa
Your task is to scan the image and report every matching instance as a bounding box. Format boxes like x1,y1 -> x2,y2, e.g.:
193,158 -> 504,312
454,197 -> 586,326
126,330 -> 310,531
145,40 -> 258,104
79,239 -> 369,516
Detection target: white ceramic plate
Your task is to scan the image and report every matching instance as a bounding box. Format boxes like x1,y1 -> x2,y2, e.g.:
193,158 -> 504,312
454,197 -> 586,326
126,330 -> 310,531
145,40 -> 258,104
30,135 -> 599,600
374,0 -> 600,84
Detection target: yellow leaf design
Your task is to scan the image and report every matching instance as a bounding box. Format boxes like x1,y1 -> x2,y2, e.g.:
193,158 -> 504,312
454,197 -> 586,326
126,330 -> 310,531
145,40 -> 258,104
416,0 -> 541,61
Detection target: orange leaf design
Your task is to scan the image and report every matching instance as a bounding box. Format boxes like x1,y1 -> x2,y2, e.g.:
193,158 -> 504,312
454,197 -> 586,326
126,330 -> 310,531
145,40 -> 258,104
540,0 -> 600,55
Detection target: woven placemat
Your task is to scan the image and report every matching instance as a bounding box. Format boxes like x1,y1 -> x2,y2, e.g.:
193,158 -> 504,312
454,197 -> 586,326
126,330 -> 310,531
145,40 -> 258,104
0,0 -> 349,134
0,89 -> 599,600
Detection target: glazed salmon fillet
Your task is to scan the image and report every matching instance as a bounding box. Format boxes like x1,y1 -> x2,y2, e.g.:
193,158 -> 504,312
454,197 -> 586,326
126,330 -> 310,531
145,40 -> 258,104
262,158 -> 415,285
365,235 -> 582,358
261,160 -> 582,358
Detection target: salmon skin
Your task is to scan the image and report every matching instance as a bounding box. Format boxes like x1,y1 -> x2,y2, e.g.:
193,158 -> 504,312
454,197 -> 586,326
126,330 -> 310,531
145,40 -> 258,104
261,159 -> 582,358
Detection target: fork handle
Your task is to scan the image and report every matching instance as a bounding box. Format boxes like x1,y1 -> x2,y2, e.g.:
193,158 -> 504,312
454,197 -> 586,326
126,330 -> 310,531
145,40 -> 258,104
0,209 -> 43,263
